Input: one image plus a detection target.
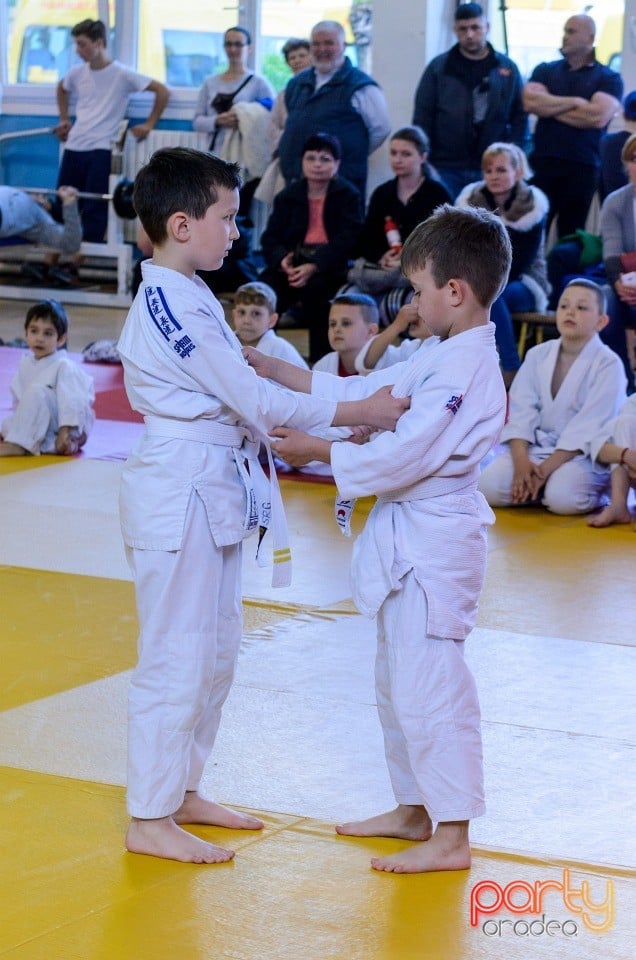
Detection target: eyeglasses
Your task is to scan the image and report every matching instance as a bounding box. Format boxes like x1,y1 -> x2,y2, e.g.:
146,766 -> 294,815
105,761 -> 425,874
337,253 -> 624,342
225,41 -> 247,48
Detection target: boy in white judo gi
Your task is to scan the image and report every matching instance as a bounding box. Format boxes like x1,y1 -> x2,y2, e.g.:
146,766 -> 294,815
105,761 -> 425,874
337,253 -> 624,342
244,204 -> 512,873
312,293 -> 379,375
588,393 -> 636,527
0,298 -> 94,457
478,279 -> 627,514
117,147 -> 408,865
232,281 -> 308,369
353,301 -> 431,374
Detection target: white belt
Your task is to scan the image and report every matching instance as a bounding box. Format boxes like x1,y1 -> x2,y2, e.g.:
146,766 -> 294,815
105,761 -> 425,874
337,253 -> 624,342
144,416 -> 251,447
143,415 -> 291,587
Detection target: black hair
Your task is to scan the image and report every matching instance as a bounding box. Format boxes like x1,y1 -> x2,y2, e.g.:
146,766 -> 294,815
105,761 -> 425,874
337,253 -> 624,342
133,147 -> 242,245
455,3 -> 484,21
24,299 -> 69,339
71,19 -> 107,44
302,131 -> 342,161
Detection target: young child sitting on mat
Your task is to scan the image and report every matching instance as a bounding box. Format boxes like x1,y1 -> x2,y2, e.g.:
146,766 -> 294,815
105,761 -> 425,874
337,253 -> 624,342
312,293 -> 379,375
244,204 -> 511,873
232,280 -> 307,369
588,393 -> 636,527
478,279 -> 627,514
116,146 -> 408,865
0,298 -> 94,457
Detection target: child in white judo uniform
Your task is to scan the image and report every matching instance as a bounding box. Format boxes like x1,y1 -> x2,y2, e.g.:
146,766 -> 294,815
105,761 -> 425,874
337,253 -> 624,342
312,293 -> 379,375
353,301 -> 431,374
117,147 -> 408,865
244,204 -> 512,873
232,281 -> 308,369
588,393 -> 636,528
0,299 -> 94,457
478,279 -> 627,514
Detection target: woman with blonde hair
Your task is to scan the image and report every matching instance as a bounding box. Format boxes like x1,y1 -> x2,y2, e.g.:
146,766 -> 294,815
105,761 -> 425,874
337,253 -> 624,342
456,142 -> 550,387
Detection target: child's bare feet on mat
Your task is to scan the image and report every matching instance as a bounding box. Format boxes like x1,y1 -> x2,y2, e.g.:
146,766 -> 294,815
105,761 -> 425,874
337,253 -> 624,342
587,503 -> 633,527
336,804 -> 433,841
0,441 -> 29,457
126,816 -> 235,863
371,820 -> 471,874
55,426 -> 86,455
174,792 -> 264,830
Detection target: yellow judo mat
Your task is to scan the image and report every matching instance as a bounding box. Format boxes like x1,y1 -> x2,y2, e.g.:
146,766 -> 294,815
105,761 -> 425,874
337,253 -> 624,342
1,455 -> 634,959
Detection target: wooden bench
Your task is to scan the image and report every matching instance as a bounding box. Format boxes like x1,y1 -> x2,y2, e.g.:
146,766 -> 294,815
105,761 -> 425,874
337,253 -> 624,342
512,311 -> 557,359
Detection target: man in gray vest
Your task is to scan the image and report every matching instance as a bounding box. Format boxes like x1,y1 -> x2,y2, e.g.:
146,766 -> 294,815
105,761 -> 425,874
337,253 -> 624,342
278,20 -> 390,197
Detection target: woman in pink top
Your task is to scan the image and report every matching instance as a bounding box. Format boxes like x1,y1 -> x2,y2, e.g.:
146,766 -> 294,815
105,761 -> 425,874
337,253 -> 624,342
260,133 -> 363,362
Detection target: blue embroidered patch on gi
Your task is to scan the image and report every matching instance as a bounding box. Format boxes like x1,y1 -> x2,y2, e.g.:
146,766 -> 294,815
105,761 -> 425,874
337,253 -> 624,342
445,394 -> 463,414
144,286 -> 197,359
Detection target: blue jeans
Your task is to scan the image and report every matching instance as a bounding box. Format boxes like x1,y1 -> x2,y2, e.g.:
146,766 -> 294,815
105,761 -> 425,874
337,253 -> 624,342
435,166 -> 482,201
489,280 -> 534,371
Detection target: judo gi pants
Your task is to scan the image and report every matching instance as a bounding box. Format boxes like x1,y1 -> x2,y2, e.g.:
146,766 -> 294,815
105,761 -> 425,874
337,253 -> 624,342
376,571 -> 485,822
2,383 -> 90,454
126,491 -> 242,819
478,448 -> 610,514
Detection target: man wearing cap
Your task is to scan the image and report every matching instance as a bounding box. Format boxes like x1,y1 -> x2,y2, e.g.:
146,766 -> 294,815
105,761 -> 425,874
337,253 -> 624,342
523,13 -> 622,238
412,2 -> 526,199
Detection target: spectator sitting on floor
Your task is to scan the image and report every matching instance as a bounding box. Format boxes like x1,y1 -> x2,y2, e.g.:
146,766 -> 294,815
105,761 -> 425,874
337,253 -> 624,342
259,132 -> 363,364
478,279 -> 627,514
312,292 -> 379,375
232,281 -> 307,369
456,142 -> 550,388
0,298 -> 95,457
588,394 -> 636,528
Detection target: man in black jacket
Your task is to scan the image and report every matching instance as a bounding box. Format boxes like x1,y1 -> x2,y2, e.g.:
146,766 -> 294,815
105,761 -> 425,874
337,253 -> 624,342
412,3 -> 526,199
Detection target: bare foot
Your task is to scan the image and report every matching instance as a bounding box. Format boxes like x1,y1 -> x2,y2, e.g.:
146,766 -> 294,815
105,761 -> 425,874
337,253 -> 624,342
336,804 -> 433,841
0,441 -> 29,457
587,503 -> 633,527
371,821 -> 471,874
174,792 -> 264,830
126,816 -> 235,864
55,426 -> 87,455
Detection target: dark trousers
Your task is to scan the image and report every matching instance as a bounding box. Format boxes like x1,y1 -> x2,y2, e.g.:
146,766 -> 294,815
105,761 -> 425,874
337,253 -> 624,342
57,148 -> 111,243
531,157 -> 599,240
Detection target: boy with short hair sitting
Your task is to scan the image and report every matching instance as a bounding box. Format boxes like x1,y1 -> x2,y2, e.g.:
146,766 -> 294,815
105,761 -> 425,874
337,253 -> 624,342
0,298 -> 94,457
116,146 -> 408,865
232,281 -> 307,369
312,293 -> 379,375
478,279 -> 627,514
245,204 -> 512,873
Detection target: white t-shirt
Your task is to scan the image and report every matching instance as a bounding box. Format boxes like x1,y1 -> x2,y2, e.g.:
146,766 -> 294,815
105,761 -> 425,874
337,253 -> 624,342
63,60 -> 153,151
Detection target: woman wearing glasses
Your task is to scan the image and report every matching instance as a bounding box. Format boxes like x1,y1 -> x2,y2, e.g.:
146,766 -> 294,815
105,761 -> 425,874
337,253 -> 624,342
194,27 -> 274,154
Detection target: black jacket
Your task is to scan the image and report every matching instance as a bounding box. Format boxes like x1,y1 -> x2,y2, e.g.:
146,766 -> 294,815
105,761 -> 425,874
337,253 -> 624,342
260,176 -> 363,274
